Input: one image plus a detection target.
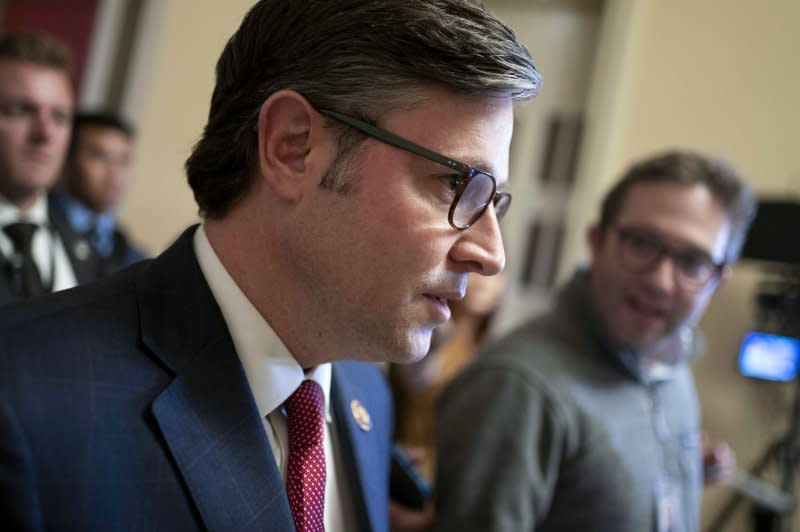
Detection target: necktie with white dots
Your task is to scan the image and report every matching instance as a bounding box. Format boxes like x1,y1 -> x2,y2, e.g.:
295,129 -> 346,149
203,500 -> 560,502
285,380 -> 326,532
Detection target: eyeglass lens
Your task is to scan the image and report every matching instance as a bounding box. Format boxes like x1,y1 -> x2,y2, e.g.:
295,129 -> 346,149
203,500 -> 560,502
617,228 -> 717,286
494,193 -> 512,220
453,172 -> 496,228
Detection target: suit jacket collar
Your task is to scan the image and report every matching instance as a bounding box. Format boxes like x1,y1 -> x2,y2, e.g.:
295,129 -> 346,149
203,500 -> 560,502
138,226 -> 294,532
331,364 -> 388,532
138,226 -> 386,532
47,193 -> 104,285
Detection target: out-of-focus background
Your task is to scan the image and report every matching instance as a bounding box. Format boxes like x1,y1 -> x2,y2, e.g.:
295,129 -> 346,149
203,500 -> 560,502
2,0 -> 797,529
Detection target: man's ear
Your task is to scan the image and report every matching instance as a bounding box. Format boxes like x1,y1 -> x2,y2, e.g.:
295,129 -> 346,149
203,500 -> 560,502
256,90 -> 329,202
587,223 -> 602,261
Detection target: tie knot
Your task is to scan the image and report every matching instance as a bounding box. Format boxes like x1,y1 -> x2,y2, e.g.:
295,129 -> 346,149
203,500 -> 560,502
3,222 -> 38,252
285,380 -> 325,448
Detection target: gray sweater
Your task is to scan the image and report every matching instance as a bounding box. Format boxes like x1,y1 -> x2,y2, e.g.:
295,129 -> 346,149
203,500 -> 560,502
434,271 -> 702,532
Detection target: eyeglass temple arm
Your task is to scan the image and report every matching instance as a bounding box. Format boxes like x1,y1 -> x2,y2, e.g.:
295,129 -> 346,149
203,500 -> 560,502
319,109 -> 471,175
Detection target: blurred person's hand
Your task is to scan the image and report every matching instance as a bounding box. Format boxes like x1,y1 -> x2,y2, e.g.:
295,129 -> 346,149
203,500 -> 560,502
401,445 -> 429,468
389,500 -> 435,532
703,433 -> 736,485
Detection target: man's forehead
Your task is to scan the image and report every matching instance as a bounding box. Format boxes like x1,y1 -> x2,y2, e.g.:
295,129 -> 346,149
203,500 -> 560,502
0,59 -> 71,95
468,156 -> 508,187
80,125 -> 131,143
393,90 -> 513,181
616,181 -> 731,256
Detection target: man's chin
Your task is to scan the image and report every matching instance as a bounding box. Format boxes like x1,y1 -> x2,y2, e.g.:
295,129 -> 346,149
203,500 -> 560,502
627,329 -> 686,358
619,330 -> 665,355
393,329 -> 435,365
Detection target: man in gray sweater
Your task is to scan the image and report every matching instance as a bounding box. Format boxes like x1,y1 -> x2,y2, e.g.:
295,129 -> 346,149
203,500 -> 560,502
435,151 -> 757,531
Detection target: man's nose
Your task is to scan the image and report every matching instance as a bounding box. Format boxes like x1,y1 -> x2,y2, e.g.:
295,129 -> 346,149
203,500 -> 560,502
643,253 -> 678,295
449,205 -> 506,276
30,111 -> 56,142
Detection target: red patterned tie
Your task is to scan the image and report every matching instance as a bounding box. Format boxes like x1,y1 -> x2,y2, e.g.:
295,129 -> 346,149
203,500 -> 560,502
285,380 -> 326,532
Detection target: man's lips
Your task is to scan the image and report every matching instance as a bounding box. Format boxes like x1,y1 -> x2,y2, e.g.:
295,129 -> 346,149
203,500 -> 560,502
422,291 -> 464,322
625,295 -> 667,321
424,290 -> 465,303
23,151 -> 54,165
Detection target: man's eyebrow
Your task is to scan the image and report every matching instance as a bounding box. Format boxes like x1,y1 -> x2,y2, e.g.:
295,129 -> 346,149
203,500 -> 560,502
460,157 -> 505,182
467,158 -> 496,173
630,226 -> 716,258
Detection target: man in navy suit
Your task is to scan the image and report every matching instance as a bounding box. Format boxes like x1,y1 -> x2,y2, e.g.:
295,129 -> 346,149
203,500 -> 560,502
0,1 -> 540,530
0,32 -> 105,304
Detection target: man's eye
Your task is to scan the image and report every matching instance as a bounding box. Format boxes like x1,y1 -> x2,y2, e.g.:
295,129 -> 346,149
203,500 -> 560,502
432,174 -> 462,206
676,254 -> 709,277
628,234 -> 656,253
446,174 -> 462,191
1,103 -> 26,116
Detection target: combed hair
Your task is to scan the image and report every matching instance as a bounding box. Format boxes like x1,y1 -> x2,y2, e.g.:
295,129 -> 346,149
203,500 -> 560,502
0,31 -> 72,72
599,150 -> 758,263
68,110 -> 135,159
185,0 -> 541,218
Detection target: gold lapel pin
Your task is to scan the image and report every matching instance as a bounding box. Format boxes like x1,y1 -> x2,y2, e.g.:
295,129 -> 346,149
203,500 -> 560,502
350,399 -> 372,431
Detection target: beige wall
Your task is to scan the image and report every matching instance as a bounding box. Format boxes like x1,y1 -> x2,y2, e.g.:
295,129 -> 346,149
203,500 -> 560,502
484,0 -> 602,333
118,1 -> 256,254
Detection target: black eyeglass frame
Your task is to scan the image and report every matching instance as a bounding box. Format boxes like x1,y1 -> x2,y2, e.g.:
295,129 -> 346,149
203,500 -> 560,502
319,108 -> 511,230
613,226 -> 727,289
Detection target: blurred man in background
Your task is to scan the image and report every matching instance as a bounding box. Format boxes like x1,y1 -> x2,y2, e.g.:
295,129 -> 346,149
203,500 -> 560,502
436,151 -> 756,532
51,110 -> 145,276
0,32 -> 83,303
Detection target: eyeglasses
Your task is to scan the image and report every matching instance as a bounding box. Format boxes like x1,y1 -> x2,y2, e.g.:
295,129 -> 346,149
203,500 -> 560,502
614,227 -> 726,289
319,109 -> 511,230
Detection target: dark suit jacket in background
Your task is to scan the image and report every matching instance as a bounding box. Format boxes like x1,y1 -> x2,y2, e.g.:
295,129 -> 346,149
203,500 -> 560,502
0,196 -> 129,305
47,193 -> 147,277
0,226 -> 393,531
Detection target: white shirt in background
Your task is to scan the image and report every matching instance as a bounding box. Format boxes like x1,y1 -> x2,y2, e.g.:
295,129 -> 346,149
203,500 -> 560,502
0,193 -> 77,292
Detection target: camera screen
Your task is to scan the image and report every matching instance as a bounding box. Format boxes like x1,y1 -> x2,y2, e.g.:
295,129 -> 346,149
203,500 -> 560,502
739,332 -> 800,382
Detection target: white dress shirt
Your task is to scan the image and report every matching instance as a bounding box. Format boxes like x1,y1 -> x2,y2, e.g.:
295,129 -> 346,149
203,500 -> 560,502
0,193 -> 77,292
193,225 -> 354,531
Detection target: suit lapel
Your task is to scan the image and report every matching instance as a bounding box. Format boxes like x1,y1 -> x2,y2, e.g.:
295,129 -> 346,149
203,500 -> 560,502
138,226 -> 293,532
47,195 -> 102,285
331,363 -> 389,532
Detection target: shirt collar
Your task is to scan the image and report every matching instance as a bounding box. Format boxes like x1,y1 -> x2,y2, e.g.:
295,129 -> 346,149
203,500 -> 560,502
0,193 -> 49,227
193,224 -> 332,421
52,191 -> 117,256
53,191 -> 117,234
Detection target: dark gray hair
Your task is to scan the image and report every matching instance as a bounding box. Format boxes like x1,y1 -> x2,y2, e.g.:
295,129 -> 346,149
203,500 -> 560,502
186,0 -> 541,218
599,150 -> 758,263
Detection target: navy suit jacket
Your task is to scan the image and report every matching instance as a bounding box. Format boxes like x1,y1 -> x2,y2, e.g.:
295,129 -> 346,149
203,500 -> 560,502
0,226 -> 392,531
47,193 -> 147,277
